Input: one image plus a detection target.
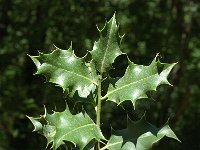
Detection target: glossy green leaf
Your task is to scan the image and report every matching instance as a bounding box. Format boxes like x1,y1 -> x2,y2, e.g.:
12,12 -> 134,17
27,106 -> 105,150
28,14 -> 180,150
104,56 -> 177,106
90,14 -> 123,73
29,45 -> 97,98
102,116 -> 180,150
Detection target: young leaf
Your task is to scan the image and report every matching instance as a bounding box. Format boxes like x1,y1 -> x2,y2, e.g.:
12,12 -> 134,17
29,45 -> 97,98
104,56 -> 177,106
102,116 -> 180,150
90,14 -> 123,73
27,107 -> 105,150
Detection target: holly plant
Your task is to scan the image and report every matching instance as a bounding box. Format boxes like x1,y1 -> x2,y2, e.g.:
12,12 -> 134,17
27,14 -> 180,150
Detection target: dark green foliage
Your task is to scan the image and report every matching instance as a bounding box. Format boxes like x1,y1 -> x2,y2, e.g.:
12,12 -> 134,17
28,15 -> 179,149
28,107 -> 105,149
0,0 -> 200,149
105,117 -> 179,150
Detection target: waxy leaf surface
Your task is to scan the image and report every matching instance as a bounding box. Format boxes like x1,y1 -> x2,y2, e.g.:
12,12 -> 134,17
106,56 -> 177,106
28,107 -> 105,150
103,117 -> 180,150
28,14 -> 179,150
29,46 -> 97,98
90,14 -> 122,73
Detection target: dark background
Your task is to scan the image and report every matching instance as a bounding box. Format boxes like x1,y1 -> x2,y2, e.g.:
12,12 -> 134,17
0,0 -> 200,149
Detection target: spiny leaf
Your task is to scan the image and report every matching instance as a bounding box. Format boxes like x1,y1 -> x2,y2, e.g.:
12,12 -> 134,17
26,116 -> 42,132
27,106 -> 105,150
102,116 -> 180,150
29,45 -> 97,98
104,55 -> 177,106
90,14 -> 123,73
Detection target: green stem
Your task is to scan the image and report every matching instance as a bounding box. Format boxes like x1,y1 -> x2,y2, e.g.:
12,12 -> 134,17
96,75 -> 102,149
96,75 -> 102,127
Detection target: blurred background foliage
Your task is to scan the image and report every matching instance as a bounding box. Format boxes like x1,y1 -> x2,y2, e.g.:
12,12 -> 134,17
0,0 -> 200,149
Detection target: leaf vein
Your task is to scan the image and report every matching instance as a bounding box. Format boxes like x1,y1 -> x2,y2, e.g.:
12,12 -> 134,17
100,18 -> 115,73
106,73 -> 158,98
58,123 -> 95,143
43,63 -> 97,85
100,141 -> 122,150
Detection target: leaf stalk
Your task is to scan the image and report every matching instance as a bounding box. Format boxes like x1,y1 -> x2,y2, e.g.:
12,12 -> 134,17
100,95 -> 107,101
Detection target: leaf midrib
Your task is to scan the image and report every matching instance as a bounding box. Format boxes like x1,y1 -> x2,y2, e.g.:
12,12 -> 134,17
57,123 -> 95,143
100,141 -> 122,150
41,62 -> 97,85
105,73 -> 158,98
100,18 -> 115,73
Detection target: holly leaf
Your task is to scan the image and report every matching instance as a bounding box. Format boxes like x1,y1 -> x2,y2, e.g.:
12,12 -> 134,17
104,56 -> 177,106
29,45 -> 97,98
102,116 -> 180,150
27,106 -> 105,150
90,14 -> 123,73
